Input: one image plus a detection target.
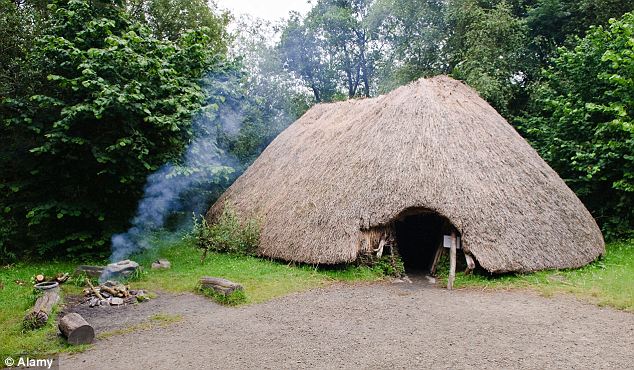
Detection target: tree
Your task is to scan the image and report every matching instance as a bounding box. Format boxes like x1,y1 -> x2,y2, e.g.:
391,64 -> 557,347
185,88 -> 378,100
0,0 -> 229,259
126,0 -> 230,52
278,12 -> 338,102
367,0 -> 448,93
519,12 -> 634,236
445,0 -> 530,116
526,0 -> 633,63
307,0 -> 375,98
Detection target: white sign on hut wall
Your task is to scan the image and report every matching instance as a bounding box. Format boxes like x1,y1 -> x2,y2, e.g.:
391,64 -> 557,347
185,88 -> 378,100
443,235 -> 461,249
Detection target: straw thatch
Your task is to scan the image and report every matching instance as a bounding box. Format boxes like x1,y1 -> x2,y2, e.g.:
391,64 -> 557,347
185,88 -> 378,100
207,76 -> 604,273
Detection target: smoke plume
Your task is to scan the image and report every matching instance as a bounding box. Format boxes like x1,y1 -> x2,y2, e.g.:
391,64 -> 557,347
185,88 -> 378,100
108,75 -> 241,262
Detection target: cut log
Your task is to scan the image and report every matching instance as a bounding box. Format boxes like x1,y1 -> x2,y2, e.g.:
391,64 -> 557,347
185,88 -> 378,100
447,232 -> 457,290
199,277 -> 243,296
464,252 -> 476,275
24,288 -> 60,329
35,274 -> 45,283
59,313 -> 94,345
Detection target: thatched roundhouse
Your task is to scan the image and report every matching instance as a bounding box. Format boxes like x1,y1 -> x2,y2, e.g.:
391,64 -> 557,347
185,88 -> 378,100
207,76 -> 604,273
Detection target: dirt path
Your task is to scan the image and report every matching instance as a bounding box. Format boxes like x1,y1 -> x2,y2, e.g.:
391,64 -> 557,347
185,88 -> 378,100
61,280 -> 633,369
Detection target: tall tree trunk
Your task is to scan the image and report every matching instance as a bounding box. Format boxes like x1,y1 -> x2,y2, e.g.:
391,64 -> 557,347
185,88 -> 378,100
357,30 -> 370,97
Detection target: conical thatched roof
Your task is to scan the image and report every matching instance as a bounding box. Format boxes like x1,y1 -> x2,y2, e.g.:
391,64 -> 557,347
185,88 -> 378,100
207,76 -> 604,273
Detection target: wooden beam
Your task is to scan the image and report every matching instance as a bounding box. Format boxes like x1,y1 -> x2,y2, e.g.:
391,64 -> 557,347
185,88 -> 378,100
464,252 -> 476,275
447,231 -> 457,290
429,244 -> 444,275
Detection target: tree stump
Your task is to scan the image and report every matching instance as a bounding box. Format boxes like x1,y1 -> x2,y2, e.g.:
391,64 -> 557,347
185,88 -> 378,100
24,287 -> 60,329
199,277 -> 243,295
59,313 -> 94,345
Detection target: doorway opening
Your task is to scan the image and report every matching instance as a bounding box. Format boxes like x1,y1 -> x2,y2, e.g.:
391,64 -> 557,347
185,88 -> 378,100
393,210 -> 454,274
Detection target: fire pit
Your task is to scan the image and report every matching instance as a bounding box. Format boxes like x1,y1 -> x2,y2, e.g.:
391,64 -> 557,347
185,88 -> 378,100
83,279 -> 148,307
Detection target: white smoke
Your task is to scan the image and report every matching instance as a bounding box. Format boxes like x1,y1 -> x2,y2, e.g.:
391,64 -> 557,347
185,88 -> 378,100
108,76 -> 241,262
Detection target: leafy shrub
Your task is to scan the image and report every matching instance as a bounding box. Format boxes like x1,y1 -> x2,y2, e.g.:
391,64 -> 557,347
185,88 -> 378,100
519,12 -> 634,238
191,206 -> 260,259
373,253 -> 405,277
0,0 -> 230,260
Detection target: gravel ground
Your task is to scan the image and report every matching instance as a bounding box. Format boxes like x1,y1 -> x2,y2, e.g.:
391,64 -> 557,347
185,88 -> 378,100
61,279 -> 634,369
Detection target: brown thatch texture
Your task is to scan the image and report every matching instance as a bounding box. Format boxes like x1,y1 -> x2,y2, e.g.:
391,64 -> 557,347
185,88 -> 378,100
207,76 -> 604,273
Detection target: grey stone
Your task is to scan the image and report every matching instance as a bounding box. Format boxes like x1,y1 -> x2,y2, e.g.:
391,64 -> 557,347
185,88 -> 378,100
109,297 -> 124,306
101,260 -> 139,281
151,259 -> 171,270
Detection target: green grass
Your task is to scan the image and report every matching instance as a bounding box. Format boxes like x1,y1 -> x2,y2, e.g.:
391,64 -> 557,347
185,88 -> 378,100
2,236 -> 631,359
0,260 -> 95,360
0,235 -> 382,359
129,233 -> 383,305
437,239 -> 634,311
96,313 -> 183,340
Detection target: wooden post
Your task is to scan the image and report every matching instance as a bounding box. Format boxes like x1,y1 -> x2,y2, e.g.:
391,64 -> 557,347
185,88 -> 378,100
464,252 -> 476,275
429,244 -> 444,275
447,231 -> 457,290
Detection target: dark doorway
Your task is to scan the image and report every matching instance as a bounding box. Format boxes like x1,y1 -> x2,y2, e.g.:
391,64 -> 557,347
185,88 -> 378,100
394,212 -> 446,273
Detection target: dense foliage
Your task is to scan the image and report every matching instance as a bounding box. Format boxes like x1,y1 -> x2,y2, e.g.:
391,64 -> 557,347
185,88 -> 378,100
520,13 -> 634,237
0,0 -> 228,259
192,206 -> 260,259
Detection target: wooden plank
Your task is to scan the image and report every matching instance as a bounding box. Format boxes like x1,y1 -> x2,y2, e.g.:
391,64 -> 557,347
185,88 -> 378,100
447,232 -> 457,290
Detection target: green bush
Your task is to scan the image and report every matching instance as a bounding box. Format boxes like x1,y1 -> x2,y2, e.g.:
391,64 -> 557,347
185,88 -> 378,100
0,0 -> 230,261
519,12 -> 634,238
372,253 -> 405,277
191,206 -> 260,259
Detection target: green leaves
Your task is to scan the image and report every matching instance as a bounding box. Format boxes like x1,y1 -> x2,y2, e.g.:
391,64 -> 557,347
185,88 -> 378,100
520,12 -> 634,237
0,0 -> 230,260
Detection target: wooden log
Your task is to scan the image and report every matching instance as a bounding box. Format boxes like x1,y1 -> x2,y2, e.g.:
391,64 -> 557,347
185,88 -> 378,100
55,273 -> 70,283
464,252 -> 476,275
99,285 -> 118,296
199,277 -> 243,296
59,313 -> 94,345
447,232 -> 457,290
24,288 -> 60,329
35,274 -> 45,283
85,278 -> 104,300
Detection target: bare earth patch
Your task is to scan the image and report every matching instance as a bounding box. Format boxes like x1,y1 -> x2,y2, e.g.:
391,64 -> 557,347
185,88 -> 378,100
61,280 -> 633,369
